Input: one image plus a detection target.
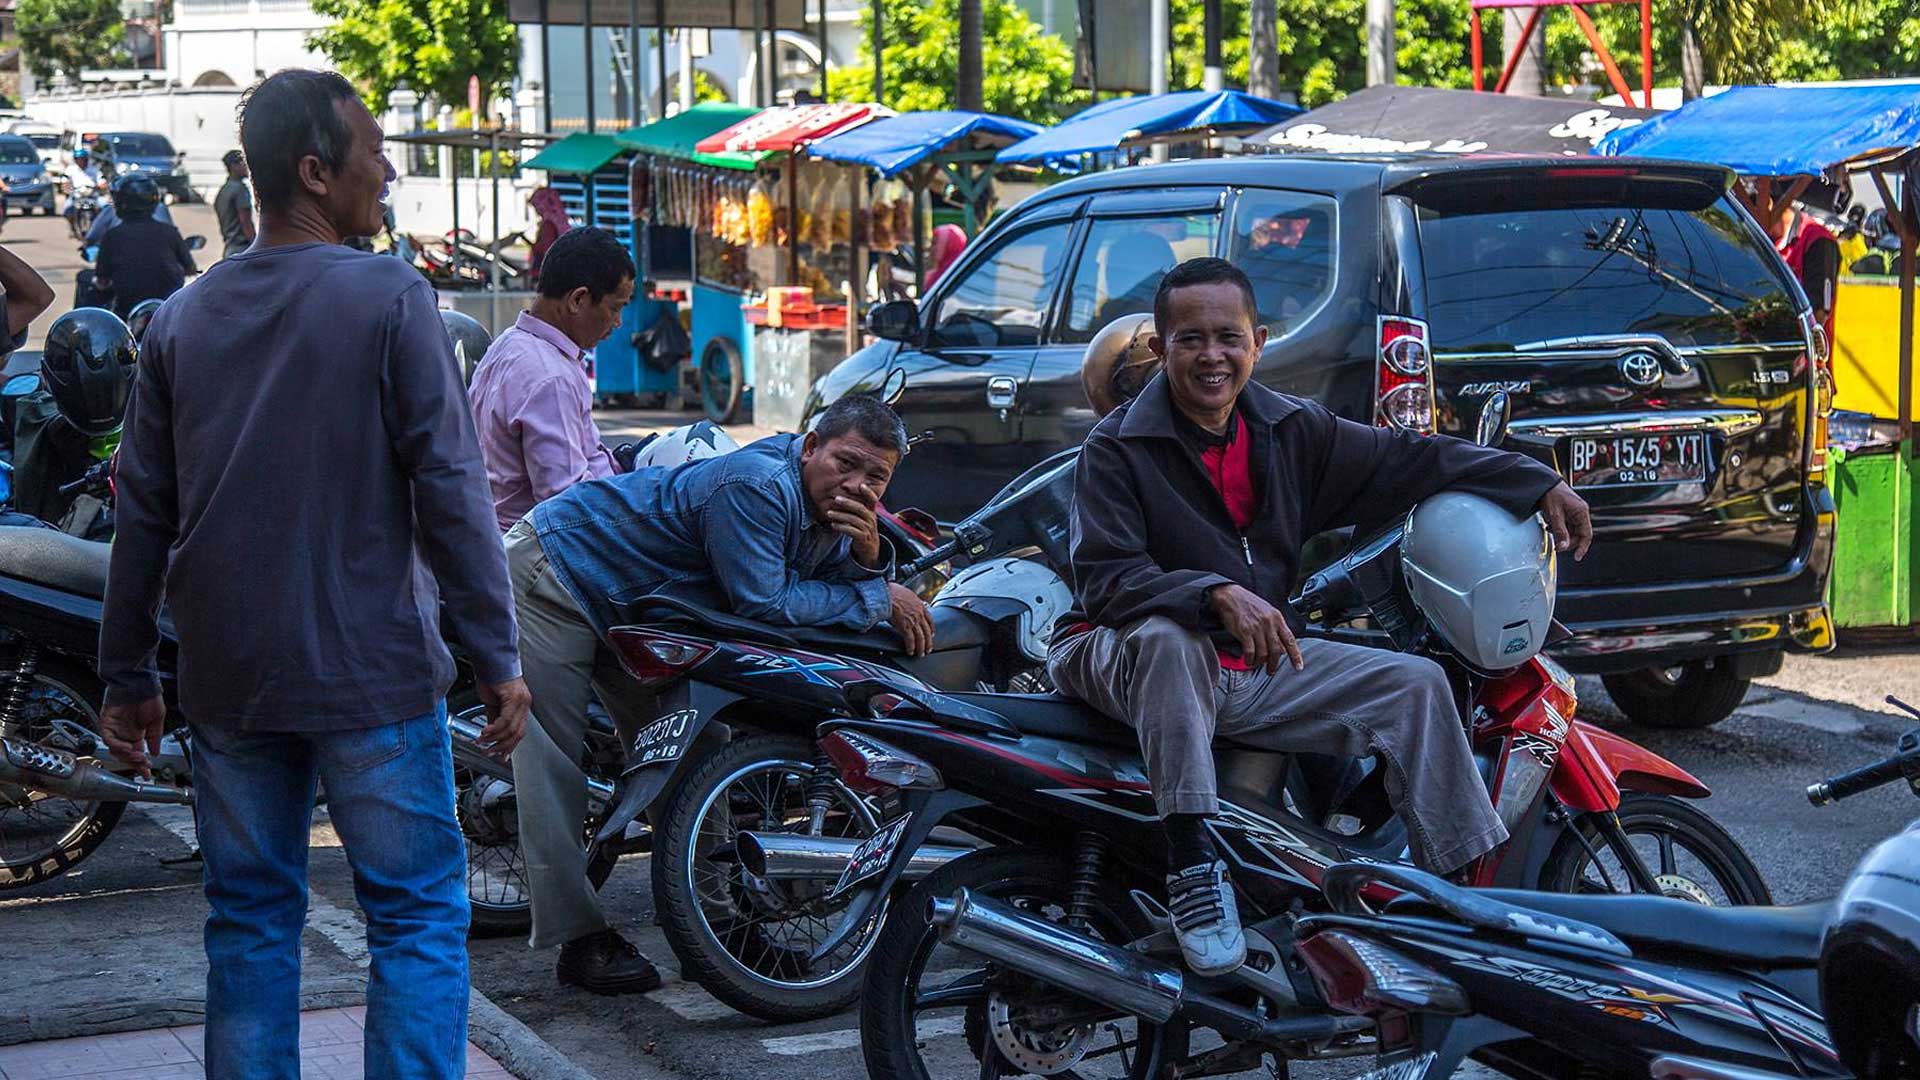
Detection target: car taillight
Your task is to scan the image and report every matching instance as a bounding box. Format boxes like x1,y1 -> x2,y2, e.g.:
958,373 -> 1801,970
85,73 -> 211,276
821,731 -> 944,795
1376,316 -> 1435,435
1801,309 -> 1833,480
605,628 -> 713,688
1297,930 -> 1468,1017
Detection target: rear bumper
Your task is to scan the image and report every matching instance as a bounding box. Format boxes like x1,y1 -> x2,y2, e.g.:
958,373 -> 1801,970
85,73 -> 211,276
1550,482 -> 1835,674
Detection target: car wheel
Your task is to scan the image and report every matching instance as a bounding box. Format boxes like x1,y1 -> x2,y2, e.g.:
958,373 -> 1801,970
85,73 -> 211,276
1601,660 -> 1751,729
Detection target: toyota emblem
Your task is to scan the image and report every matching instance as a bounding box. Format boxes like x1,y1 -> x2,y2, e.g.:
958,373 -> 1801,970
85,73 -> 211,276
1619,351 -> 1663,389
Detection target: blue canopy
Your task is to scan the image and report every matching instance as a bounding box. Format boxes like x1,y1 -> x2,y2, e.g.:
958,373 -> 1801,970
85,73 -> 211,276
996,90 -> 1301,167
1595,84 -> 1920,176
805,110 -> 1044,176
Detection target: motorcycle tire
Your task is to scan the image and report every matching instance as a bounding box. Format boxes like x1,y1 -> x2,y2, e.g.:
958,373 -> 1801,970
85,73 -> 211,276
458,765 -> 619,939
1541,792 -> 1773,905
1601,662 -> 1751,730
0,658 -> 126,890
652,731 -> 882,1022
861,846 -> 1189,1080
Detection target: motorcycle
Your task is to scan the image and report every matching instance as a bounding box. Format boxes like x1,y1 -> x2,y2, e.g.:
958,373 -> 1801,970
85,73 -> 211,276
822,401 -> 1768,1080
554,450 -> 1079,1022
1234,704 -> 1920,1079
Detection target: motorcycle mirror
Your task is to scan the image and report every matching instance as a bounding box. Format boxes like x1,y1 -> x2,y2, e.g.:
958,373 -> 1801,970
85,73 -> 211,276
2,372 -> 38,397
878,366 -> 908,406
185,235 -> 206,252
1475,391 -> 1511,448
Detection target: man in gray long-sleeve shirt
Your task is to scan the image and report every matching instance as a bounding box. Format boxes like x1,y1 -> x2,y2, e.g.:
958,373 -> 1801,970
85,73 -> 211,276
98,70 -> 531,1077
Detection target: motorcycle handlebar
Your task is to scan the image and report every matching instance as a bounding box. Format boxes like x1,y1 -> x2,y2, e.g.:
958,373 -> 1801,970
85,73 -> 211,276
1808,751 -> 1914,806
899,539 -> 959,581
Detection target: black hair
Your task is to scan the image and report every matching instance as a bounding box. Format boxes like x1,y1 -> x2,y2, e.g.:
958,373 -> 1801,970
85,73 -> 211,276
236,69 -> 358,211
1151,256 -> 1260,336
222,148 -> 245,167
538,226 -> 635,300
814,394 -> 908,456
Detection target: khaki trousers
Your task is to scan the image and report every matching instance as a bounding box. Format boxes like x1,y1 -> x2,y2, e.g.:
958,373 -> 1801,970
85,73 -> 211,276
1047,615 -> 1508,875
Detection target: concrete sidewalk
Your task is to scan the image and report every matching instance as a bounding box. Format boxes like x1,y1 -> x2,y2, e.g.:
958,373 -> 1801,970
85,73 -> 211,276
0,1006 -> 513,1079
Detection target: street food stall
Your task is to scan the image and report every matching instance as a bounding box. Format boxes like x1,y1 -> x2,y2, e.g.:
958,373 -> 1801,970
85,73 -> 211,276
523,130 -> 649,399
1599,84 -> 1920,631
804,110 -> 1043,306
1251,84 -> 1656,156
659,102 -> 886,424
994,89 -> 1300,172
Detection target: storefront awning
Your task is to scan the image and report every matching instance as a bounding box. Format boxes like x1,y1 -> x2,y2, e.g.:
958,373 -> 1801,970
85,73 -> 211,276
1595,84 -> 1920,176
1253,85 -> 1656,157
804,110 -> 1043,177
996,90 -> 1299,167
617,102 -> 764,170
694,103 -> 889,155
523,131 -> 627,174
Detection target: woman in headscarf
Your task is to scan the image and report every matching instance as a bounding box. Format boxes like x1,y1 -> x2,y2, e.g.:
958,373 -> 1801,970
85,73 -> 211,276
927,223 -> 968,286
527,187 -> 571,286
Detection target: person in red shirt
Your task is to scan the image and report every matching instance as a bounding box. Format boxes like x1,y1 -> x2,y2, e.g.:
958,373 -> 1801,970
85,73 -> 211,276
1740,178 -> 1841,343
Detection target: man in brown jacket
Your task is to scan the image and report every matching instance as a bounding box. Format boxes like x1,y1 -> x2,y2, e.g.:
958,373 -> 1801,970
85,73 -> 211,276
1049,257 -> 1592,976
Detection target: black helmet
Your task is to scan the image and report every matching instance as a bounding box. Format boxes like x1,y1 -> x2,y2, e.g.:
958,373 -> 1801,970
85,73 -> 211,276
110,172 -> 160,218
41,308 -> 136,437
1823,820 -> 1920,1077
440,310 -> 492,386
126,298 -> 164,344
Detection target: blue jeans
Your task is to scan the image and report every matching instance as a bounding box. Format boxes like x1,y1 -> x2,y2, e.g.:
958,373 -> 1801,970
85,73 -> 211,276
190,706 -> 470,1079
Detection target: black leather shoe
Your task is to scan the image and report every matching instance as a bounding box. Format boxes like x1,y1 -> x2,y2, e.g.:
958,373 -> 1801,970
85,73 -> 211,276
557,929 -> 663,995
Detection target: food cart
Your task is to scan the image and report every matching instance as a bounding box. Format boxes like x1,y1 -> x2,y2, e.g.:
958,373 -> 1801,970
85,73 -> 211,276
804,110 -> 1044,302
1599,84 -> 1920,632
658,103 -> 887,425
994,89 -> 1300,172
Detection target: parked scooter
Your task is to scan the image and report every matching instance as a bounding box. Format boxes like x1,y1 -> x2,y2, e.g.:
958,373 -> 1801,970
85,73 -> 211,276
822,396 -> 1770,1080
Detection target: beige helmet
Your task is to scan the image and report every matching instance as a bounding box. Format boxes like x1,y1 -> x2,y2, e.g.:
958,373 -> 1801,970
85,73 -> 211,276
1080,312 -> 1159,417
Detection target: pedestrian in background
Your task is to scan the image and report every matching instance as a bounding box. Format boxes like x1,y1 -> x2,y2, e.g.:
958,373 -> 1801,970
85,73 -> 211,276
214,149 -> 255,259
468,225 -> 634,532
98,68 -> 531,1079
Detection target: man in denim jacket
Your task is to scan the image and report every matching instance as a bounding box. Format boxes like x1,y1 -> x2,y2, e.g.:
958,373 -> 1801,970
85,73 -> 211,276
505,394 -> 933,993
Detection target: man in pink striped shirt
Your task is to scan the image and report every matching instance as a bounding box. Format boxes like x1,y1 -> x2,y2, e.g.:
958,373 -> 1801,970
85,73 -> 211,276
471,226 -> 635,531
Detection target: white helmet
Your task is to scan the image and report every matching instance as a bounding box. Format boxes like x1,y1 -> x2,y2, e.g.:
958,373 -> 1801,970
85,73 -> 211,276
1400,492 -> 1557,671
634,420 -> 739,469
931,557 -> 1074,664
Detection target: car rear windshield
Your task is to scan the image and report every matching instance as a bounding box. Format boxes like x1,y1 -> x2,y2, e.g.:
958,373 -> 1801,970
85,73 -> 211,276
0,141 -> 37,165
1416,197 -> 1800,352
21,134 -> 55,150
107,134 -> 173,156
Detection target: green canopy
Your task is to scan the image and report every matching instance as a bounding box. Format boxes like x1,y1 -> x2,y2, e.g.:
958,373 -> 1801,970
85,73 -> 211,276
524,132 -> 626,174
617,102 -> 771,171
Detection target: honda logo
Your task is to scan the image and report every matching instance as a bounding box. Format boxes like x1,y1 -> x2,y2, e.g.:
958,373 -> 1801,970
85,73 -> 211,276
1619,351 -> 1663,389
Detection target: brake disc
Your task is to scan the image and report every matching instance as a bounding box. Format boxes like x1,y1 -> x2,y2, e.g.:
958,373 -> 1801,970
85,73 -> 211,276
987,991 -> 1095,1075
1656,874 -> 1714,905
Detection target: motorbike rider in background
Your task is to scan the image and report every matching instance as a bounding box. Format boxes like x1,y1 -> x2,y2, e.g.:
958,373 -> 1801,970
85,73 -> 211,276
93,174 -> 196,319
7,309 -> 131,537
1048,257 -> 1594,977
61,147 -> 102,239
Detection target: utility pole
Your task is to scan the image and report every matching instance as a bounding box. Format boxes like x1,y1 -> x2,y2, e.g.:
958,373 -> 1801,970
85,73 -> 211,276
1149,0 -> 1168,94
872,0 -> 884,105
1504,8 -> 1544,95
1365,0 -> 1396,86
1202,0 -> 1223,92
1248,0 -> 1278,98
958,0 -> 983,111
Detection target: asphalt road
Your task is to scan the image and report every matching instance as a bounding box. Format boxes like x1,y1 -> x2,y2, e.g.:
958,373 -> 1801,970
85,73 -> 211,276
8,648 -> 1913,1080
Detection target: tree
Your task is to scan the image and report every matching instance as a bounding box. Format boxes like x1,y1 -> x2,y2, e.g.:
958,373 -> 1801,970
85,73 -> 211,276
308,0 -> 518,114
16,0 -> 123,83
825,0 -> 1085,124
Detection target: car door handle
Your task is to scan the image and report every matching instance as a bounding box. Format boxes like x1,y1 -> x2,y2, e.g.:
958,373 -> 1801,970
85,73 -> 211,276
986,376 -> 1018,410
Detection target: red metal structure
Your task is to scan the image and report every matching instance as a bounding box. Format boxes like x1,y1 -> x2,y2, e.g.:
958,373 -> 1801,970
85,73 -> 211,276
1470,0 -> 1655,108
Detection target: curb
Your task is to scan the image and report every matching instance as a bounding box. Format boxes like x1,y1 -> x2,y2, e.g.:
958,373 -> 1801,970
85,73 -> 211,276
467,987 -> 600,1080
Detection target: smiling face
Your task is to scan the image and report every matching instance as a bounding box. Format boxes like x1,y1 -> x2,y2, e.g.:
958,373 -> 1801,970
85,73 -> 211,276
321,97 -> 394,240
1152,280 -> 1268,433
800,430 -> 901,520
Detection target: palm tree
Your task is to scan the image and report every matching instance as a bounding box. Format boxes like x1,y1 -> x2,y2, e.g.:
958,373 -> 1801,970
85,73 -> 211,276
1248,0 -> 1278,97
1676,0 -> 1855,99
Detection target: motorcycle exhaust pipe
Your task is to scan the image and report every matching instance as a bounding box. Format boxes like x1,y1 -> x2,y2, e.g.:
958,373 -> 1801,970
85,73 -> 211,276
928,887 -> 1184,1023
446,712 -> 615,814
735,831 -> 971,882
0,735 -> 191,804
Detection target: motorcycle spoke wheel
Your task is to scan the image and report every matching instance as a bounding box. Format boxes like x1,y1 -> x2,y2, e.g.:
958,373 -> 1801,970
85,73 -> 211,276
1544,793 -> 1772,906
454,754 -> 615,938
0,666 -> 125,890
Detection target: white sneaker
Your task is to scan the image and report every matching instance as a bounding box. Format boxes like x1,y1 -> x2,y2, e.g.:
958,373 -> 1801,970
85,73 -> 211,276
1165,860 -> 1246,976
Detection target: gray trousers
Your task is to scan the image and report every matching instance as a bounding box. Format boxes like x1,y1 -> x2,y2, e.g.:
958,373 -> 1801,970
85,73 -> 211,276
1047,616 -> 1507,876
505,519 -> 659,949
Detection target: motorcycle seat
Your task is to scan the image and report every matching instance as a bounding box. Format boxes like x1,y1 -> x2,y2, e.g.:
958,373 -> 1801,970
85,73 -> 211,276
618,595 -> 989,657
947,692 -> 1142,750
1474,889 -> 1832,969
0,525 -> 110,599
